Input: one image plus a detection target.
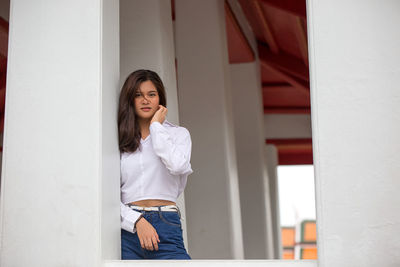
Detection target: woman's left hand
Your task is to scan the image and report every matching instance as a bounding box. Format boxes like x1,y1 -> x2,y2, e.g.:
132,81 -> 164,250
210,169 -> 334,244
151,105 -> 167,124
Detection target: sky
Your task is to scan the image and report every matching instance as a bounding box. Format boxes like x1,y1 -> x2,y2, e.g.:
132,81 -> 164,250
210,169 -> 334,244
277,165 -> 316,226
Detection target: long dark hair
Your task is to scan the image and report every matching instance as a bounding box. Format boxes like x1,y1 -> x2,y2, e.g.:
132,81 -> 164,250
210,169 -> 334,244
118,69 -> 167,153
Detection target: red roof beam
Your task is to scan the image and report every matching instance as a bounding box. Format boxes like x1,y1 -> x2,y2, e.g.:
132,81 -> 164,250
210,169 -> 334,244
261,62 -> 309,92
266,138 -> 312,146
0,18 -> 8,58
259,0 -> 307,18
262,84 -> 310,102
264,107 -> 310,114
278,151 -> 313,165
0,55 -> 7,74
266,138 -> 313,165
251,0 -> 279,53
225,1 -> 255,63
259,43 -> 309,82
294,17 -> 309,66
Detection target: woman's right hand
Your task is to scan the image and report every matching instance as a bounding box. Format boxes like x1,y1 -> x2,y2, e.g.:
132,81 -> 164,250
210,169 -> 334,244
135,217 -> 160,251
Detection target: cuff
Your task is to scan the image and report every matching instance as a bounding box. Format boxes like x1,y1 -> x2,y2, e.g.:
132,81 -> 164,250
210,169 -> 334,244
133,214 -> 144,231
121,210 -> 142,234
150,121 -> 164,131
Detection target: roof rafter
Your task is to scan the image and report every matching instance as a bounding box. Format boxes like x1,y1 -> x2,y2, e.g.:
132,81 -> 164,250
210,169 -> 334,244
259,0 -> 307,18
294,17 -> 309,66
0,18 -> 8,58
251,0 -> 279,53
225,0 -> 255,63
261,63 -> 309,92
264,107 -> 310,114
259,43 -> 309,82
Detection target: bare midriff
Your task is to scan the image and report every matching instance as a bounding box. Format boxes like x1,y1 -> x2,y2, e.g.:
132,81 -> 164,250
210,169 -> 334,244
130,199 -> 176,207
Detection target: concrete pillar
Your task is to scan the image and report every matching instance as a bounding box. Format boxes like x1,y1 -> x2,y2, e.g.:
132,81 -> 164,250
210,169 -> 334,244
265,144 -> 282,259
264,114 -> 312,139
307,0 -> 400,266
119,0 -> 189,246
175,0 -> 244,259
120,0 -> 179,124
230,62 -> 274,259
0,0 -> 119,266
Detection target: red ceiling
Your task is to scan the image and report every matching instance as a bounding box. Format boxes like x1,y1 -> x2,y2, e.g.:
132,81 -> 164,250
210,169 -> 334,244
224,0 -> 312,165
225,2 -> 255,63
266,138 -> 313,165
233,0 -> 310,115
172,0 -> 312,164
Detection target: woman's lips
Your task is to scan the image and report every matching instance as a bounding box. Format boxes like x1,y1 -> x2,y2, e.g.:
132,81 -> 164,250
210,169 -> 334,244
141,107 -> 151,112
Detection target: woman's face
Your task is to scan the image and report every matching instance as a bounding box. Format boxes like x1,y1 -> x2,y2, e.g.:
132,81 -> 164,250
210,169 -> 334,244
134,80 -> 160,120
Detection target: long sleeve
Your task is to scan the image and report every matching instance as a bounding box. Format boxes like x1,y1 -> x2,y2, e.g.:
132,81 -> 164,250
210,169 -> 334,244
120,202 -> 142,234
149,121 -> 193,176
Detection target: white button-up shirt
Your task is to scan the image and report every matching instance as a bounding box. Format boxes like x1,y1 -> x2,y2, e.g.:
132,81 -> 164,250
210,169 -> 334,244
120,120 -> 193,233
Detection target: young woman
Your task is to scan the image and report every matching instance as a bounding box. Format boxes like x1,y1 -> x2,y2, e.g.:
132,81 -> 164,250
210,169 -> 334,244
118,69 -> 192,260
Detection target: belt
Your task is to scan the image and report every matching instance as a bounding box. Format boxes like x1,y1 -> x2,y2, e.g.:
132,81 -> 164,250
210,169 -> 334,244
128,204 -> 183,220
128,204 -> 179,212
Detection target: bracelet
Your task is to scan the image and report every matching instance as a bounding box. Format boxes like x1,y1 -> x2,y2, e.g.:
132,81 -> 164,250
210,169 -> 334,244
133,214 -> 144,230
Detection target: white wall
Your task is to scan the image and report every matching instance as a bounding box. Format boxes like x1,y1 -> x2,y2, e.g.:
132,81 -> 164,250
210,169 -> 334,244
102,0 -> 120,260
307,0 -> 400,266
264,114 -> 312,139
175,0 -> 244,259
230,62 -> 274,259
120,0 -> 179,125
0,0 -> 119,265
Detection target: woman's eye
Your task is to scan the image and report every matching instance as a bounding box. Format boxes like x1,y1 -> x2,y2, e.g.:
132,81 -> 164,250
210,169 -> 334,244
135,94 -> 141,97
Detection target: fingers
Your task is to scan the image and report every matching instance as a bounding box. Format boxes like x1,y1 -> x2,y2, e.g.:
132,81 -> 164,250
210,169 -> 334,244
154,106 -> 166,117
141,234 -> 159,251
153,105 -> 167,124
159,105 -> 168,114
156,232 -> 160,243
139,237 -> 152,251
139,238 -> 145,250
138,229 -> 160,251
146,238 -> 155,251
152,235 -> 159,251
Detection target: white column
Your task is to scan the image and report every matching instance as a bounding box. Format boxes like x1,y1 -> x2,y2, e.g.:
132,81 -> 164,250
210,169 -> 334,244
307,0 -> 400,266
264,114 -> 312,139
265,144 -> 282,259
230,62 -> 274,259
0,0 -> 119,266
119,0 -> 189,247
175,0 -> 244,259
120,0 -> 179,124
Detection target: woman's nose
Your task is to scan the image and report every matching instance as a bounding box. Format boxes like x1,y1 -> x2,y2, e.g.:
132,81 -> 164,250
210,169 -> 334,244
141,95 -> 150,103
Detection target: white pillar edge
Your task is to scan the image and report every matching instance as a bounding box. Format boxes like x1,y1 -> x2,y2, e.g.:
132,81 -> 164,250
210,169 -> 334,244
101,0 -> 120,260
305,0 -> 325,263
265,144 -> 282,259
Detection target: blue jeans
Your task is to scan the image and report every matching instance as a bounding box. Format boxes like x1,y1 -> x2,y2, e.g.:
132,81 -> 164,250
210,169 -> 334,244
121,208 -> 191,260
